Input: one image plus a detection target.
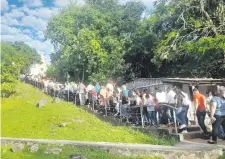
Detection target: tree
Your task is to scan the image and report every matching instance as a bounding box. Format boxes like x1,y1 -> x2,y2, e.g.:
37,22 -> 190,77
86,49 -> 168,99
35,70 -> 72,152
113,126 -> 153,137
151,0 -> 225,77
1,42 -> 41,97
45,0 -> 146,82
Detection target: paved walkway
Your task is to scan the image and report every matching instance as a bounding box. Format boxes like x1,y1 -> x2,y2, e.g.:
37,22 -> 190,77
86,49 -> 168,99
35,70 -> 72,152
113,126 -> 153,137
186,138 -> 225,149
2,137 -> 224,159
1,137 -> 223,154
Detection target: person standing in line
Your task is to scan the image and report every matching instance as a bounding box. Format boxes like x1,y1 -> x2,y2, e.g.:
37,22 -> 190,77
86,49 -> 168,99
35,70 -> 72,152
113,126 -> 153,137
133,91 -> 142,125
193,88 -> 209,136
155,87 -> 167,125
142,89 -> 149,125
146,94 -> 156,126
78,81 -> 86,105
208,86 -> 225,144
166,86 -> 176,124
181,90 -> 191,126
86,83 -> 95,105
122,85 -> 129,98
174,88 -> 187,133
153,93 -> 161,126
95,82 -> 101,95
99,86 -> 107,106
106,80 -> 114,99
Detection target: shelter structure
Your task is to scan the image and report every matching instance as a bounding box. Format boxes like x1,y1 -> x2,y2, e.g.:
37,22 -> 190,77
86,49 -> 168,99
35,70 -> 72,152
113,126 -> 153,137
161,78 -> 225,125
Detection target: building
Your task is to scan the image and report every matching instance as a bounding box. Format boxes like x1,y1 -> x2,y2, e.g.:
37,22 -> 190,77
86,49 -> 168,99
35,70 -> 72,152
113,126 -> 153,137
29,53 -> 47,79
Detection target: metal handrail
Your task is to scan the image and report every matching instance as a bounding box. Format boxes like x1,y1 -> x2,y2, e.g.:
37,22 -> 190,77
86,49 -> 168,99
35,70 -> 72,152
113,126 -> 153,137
24,79 -> 179,134
119,103 -> 178,133
129,83 -> 164,90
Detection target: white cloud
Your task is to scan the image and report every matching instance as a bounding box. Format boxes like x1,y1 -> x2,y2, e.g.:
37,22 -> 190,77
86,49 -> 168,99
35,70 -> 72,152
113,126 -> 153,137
1,24 -> 21,35
26,40 -> 54,54
1,3 -> 57,64
54,0 -> 84,7
4,9 -> 25,18
141,0 -> 156,7
1,33 -> 32,42
1,0 -> 9,11
18,0 -> 43,7
1,25 -> 32,42
36,31 -> 45,40
1,15 -> 19,26
23,7 -> 59,20
120,0 -> 155,7
20,15 -> 47,31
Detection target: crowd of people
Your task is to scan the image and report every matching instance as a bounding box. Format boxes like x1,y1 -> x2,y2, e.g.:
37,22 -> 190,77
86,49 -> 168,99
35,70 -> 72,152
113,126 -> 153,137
24,77 -> 225,144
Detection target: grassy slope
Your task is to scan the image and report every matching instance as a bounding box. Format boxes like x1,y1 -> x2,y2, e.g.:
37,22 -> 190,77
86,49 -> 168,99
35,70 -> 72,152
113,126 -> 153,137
1,82 -> 175,145
1,145 -> 160,159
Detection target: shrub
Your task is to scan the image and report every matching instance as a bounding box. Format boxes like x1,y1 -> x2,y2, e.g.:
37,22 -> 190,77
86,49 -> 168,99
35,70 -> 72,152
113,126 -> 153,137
1,82 -> 16,98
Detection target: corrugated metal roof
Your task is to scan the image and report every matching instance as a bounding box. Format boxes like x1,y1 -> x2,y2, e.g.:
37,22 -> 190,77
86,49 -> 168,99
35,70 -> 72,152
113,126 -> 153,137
161,78 -> 225,85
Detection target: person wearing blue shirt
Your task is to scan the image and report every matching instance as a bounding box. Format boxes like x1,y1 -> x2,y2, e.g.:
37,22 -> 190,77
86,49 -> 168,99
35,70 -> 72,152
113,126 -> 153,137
208,86 -> 225,144
122,85 -> 129,97
95,82 -> 101,94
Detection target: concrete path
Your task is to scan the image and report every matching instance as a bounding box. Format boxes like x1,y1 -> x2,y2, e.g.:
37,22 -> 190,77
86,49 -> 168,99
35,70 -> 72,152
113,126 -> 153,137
1,137 -> 224,159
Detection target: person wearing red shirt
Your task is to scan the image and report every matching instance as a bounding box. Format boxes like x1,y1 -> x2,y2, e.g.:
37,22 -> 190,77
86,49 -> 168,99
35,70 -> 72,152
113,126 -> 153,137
153,95 -> 161,126
193,88 -> 209,136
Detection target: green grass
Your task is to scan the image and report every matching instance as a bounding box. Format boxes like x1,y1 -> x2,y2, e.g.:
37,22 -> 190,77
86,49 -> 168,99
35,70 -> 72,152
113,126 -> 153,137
1,145 -> 160,159
1,82 -> 176,145
218,152 -> 225,159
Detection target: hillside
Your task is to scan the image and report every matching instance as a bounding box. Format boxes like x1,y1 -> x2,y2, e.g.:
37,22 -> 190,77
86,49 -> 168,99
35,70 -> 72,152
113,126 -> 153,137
1,82 -> 175,145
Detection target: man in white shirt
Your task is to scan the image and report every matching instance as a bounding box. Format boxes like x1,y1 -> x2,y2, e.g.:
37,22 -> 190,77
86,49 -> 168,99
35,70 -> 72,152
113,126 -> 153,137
166,88 -> 176,105
156,90 -> 166,103
86,83 -> 95,106
106,80 -> 114,98
182,91 -> 191,126
78,82 -> 86,105
164,87 -> 176,124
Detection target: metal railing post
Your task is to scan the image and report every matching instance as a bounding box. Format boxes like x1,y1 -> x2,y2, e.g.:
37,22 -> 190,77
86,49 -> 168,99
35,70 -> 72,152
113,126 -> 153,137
74,93 -> 77,105
105,99 -> 107,116
120,102 -> 122,123
173,109 -> 178,134
140,106 -> 144,128
68,89 -> 69,102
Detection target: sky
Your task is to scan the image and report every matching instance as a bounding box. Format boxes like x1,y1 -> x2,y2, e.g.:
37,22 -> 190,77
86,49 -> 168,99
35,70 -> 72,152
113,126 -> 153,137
1,0 -> 155,64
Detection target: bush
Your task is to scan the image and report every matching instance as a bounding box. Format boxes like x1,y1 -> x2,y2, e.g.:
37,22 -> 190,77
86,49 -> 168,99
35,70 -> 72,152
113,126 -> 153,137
1,82 -> 16,98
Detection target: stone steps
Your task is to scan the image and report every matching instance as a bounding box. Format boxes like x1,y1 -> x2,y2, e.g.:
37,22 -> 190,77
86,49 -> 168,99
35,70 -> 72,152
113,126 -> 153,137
83,106 -> 207,141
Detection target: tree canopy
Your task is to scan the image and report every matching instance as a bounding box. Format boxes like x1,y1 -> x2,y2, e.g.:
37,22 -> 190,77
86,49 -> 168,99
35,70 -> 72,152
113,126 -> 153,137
45,0 -> 225,83
1,42 -> 41,97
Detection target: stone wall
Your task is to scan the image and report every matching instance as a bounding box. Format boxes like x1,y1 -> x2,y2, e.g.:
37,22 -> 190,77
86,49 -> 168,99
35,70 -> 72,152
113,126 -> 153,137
1,137 -> 223,159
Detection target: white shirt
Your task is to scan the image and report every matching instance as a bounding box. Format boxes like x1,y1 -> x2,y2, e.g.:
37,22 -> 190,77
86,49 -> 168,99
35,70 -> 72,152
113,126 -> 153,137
206,95 -> 213,110
136,96 -> 142,106
166,90 -> 176,104
156,91 -> 166,103
86,84 -> 94,92
78,83 -> 86,93
142,94 -> 147,105
182,91 -> 191,106
106,83 -> 114,97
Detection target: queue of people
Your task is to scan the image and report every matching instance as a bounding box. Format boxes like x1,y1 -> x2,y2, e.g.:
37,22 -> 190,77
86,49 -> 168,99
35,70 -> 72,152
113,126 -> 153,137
24,76 -> 225,144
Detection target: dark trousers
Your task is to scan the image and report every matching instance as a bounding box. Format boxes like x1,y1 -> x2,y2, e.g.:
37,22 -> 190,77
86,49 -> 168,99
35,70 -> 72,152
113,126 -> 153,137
155,108 -> 162,125
148,111 -> 156,125
212,115 -> 225,141
196,110 -> 208,134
